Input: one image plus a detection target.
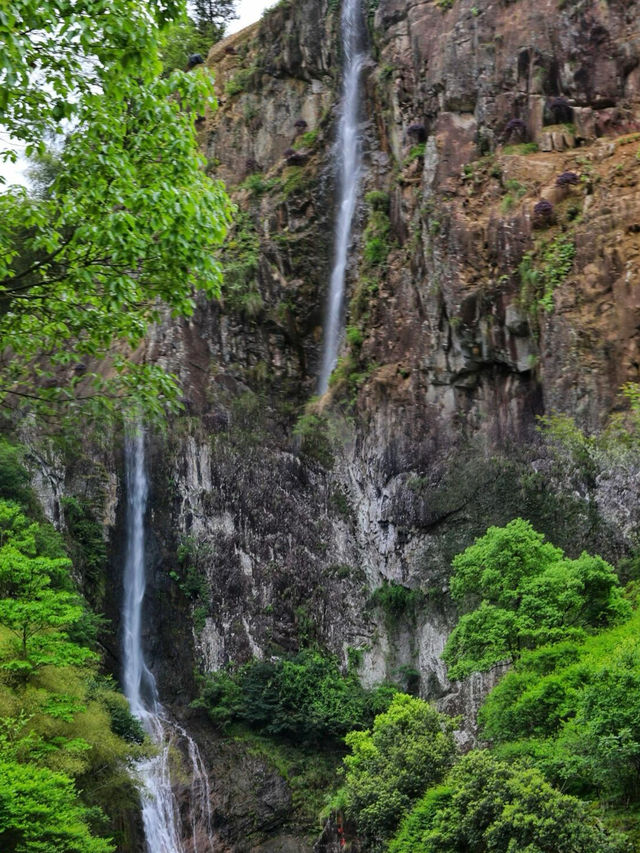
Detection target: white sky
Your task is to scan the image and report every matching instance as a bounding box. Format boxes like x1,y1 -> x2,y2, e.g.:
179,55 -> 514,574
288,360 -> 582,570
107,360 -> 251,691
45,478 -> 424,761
228,0 -> 277,34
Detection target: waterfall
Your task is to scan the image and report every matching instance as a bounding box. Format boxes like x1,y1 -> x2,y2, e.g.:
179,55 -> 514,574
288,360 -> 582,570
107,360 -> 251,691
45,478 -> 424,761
318,0 -> 366,394
122,429 -> 214,853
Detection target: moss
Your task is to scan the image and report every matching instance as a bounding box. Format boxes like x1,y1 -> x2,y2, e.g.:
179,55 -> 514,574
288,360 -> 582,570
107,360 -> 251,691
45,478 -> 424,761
281,165 -> 313,198
292,410 -> 336,468
502,142 -> 539,155
224,68 -> 252,96
299,129 -> 318,147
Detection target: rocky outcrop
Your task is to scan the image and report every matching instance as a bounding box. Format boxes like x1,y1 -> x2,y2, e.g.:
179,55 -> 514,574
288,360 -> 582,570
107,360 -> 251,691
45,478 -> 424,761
32,0 -> 640,848
145,0 -> 640,688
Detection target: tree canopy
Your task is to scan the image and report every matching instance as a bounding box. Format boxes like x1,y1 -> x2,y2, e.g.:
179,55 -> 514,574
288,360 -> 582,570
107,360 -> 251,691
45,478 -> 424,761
334,693 -> 457,847
443,519 -> 630,679
389,751 -> 628,853
0,0 -> 233,419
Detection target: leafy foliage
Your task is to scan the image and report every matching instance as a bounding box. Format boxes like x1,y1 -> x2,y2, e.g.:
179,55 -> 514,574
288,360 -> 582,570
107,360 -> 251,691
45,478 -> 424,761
519,234 -> 575,314
195,649 -> 396,746
292,410 -> 337,468
369,580 -> 424,627
443,519 -> 630,679
0,0 -> 232,418
0,442 -> 142,850
0,759 -> 114,853
0,500 -> 95,679
335,694 -> 457,847
390,751 -> 628,853
480,609 -> 640,803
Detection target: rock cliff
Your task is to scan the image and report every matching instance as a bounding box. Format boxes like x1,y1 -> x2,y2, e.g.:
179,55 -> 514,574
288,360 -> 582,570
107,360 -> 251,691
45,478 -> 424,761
29,0 -> 640,848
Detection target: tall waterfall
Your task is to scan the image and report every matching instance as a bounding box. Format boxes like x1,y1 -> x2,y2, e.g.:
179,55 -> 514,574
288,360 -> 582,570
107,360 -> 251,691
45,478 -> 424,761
317,0 -> 366,394
122,430 -> 213,853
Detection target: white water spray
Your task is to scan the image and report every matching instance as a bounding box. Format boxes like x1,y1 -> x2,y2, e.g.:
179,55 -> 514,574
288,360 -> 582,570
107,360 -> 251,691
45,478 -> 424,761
318,0 -> 366,394
122,430 -> 213,853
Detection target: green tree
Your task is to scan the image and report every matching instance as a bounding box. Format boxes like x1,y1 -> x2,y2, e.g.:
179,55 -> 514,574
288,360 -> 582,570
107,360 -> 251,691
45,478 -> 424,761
335,693 -> 457,847
0,758 -> 114,853
193,0 -> 238,43
196,649 -> 396,745
479,610 -> 640,804
443,519 -> 630,679
0,500 -> 93,678
0,0 -> 232,418
390,750 -> 628,853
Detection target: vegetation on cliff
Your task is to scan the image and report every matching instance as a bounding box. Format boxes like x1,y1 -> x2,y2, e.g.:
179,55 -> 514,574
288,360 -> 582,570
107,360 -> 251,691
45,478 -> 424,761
195,649 -> 397,745
0,438 -> 143,851
334,521 -> 638,851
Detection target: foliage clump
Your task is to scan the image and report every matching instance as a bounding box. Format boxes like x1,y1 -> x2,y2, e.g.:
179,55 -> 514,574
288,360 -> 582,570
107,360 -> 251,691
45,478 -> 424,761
333,694 -> 457,847
480,608 -> 640,804
363,190 -> 391,266
442,518 -> 630,680
389,750 -> 628,853
519,234 -> 575,314
195,649 -> 397,746
369,580 -> 424,627
293,410 -> 337,468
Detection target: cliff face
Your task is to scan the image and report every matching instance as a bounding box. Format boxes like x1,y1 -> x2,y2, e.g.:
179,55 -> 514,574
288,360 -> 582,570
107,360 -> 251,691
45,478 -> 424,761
145,0 -> 640,684
32,0 -> 640,848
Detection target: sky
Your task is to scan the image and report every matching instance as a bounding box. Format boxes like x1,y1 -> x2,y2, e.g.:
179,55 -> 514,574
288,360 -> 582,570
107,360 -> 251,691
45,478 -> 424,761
228,0 -> 277,34
0,0 -> 276,188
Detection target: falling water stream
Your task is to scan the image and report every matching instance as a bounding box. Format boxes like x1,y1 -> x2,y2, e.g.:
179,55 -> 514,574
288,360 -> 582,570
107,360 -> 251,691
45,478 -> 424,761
122,430 -> 213,853
317,0 -> 367,394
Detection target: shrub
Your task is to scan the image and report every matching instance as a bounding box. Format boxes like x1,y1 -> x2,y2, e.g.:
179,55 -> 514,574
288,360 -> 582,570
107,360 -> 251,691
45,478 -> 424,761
365,189 -> 390,212
336,694 -> 457,845
293,410 -> 336,468
556,170 -> 579,187
194,650 -> 396,746
369,580 -> 424,626
391,750 -> 628,853
443,519 -> 630,679
479,610 -> 640,803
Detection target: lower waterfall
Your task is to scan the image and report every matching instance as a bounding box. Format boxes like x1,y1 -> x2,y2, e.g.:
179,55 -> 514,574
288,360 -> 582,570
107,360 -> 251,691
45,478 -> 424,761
122,429 -> 214,852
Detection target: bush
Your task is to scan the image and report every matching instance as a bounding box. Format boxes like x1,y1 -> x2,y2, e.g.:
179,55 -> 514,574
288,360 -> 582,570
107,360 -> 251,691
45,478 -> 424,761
479,610 -> 640,803
336,694 -> 457,845
369,580 -> 424,627
365,190 -> 390,212
362,206 -> 391,268
391,750 -> 628,852
443,519 -> 630,679
293,410 -> 336,468
195,650 -> 397,746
